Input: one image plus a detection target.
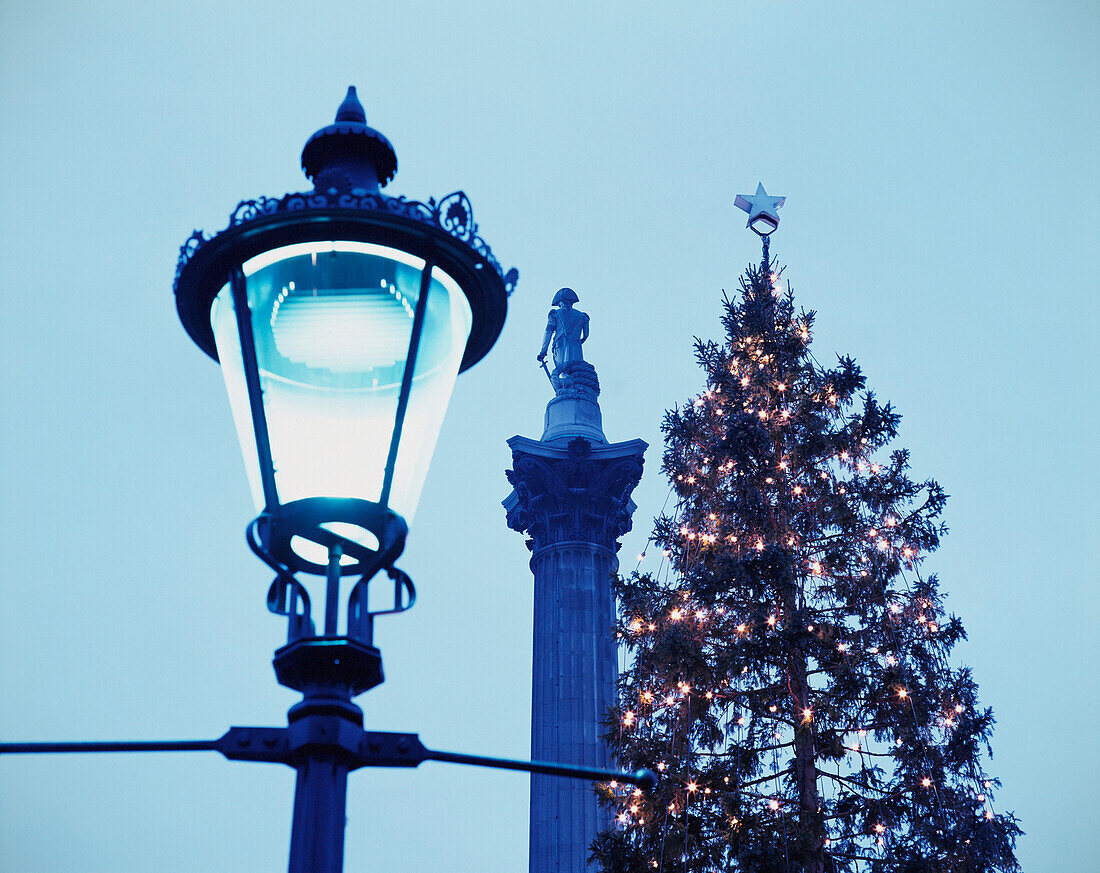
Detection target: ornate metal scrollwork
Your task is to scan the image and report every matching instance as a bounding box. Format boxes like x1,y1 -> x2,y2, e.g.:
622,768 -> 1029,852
175,185 -> 518,296
229,197 -> 279,224
175,230 -> 208,284
434,191 -> 475,241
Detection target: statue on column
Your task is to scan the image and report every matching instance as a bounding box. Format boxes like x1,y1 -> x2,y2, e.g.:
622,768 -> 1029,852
537,287 -> 599,400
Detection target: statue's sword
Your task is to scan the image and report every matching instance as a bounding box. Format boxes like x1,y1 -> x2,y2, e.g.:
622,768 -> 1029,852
539,360 -> 555,386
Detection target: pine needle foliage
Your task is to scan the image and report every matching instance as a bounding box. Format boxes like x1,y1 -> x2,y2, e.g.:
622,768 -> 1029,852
592,254 -> 1020,873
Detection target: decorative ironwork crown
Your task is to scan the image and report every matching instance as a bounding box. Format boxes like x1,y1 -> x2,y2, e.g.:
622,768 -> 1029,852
174,89 -> 518,299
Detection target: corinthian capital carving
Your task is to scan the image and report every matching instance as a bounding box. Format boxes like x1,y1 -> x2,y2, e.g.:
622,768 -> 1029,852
505,436 -> 646,554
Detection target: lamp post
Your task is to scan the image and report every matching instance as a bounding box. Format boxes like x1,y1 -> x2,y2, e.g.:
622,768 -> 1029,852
1,88 -> 653,872
175,84 -> 518,872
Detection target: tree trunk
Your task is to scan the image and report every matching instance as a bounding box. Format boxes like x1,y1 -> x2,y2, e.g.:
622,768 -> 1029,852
783,567 -> 825,873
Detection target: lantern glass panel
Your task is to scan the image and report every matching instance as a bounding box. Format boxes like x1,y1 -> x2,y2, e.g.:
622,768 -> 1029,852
211,241 -> 472,524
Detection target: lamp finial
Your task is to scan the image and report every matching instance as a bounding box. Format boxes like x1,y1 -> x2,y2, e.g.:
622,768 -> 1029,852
335,86 -> 366,124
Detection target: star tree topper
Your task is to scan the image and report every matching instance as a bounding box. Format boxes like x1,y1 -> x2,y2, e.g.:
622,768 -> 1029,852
735,183 -> 786,235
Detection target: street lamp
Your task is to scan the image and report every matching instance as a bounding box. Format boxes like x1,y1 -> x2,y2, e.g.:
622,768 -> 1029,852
2,88 -> 653,873
173,86 -> 515,690
176,86 -> 510,578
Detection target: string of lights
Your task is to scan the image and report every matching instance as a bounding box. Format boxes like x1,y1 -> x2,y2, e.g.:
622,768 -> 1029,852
591,218 -> 1020,872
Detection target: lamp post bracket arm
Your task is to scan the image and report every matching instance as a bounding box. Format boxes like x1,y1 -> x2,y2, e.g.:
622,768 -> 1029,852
0,739 -> 219,755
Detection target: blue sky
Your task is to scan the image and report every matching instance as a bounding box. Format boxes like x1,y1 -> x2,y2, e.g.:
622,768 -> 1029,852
1,2 -> 1096,870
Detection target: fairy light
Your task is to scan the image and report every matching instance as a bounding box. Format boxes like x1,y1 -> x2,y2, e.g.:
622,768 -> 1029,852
592,247 -> 1015,869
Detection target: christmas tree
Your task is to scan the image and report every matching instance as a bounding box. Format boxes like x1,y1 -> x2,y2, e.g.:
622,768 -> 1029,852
592,191 -> 1020,873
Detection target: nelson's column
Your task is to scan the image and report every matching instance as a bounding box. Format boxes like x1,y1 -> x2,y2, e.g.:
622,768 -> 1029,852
503,288 -> 646,872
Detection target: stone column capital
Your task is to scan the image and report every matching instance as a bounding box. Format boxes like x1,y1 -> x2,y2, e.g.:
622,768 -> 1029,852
504,435 -> 647,554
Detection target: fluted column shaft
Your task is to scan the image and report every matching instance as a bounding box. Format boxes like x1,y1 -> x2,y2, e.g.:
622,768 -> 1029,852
529,541 -> 617,872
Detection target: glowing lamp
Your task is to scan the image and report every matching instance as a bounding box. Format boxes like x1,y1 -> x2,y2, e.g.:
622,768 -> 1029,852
174,88 -> 516,578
